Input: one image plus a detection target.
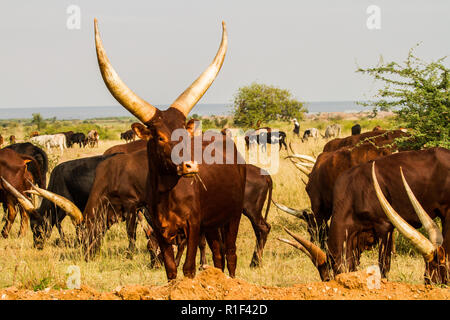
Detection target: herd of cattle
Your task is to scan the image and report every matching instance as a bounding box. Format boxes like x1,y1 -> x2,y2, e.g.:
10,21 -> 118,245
0,128 -> 138,155
0,19 -> 447,288
0,130 -> 101,156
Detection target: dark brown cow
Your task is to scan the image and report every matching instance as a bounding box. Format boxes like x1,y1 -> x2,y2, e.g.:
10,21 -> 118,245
105,138 -> 272,267
303,143 -> 393,247
87,130 -> 99,148
103,139 -> 147,156
40,19 -> 246,282
323,129 -> 408,152
75,149 -> 151,257
9,135 -> 16,145
283,147 -> 449,284
0,148 -> 40,238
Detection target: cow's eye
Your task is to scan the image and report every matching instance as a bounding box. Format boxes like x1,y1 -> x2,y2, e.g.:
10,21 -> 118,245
159,136 -> 164,142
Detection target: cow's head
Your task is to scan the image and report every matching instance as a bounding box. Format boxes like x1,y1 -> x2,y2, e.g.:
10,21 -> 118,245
94,19 -> 227,182
372,163 -> 448,285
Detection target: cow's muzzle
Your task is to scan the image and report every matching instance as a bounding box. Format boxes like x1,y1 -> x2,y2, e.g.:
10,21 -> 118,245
177,161 -> 199,177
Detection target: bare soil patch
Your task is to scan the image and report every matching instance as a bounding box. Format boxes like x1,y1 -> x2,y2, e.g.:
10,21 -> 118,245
0,268 -> 448,300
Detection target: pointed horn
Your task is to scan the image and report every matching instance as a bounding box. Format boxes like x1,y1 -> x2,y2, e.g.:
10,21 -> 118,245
170,21 -> 228,117
287,159 -> 315,168
283,227 -> 327,266
28,182 -> 83,224
293,162 -> 311,176
285,155 -> 316,164
94,18 -> 157,123
272,200 -> 306,220
400,167 -> 443,246
1,177 -> 36,213
277,237 -> 313,260
371,162 -> 435,261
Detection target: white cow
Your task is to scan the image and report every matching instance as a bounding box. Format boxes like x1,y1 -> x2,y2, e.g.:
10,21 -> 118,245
31,134 -> 67,154
323,123 -> 342,139
302,128 -> 319,142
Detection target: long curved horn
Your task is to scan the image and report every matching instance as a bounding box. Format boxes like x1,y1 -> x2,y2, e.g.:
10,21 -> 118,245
94,18 -> 157,123
277,237 -> 313,260
1,177 -> 36,213
26,183 -> 83,224
283,227 -> 327,267
293,162 -> 311,176
272,200 -> 306,220
285,155 -> 316,164
399,167 -> 443,246
169,21 -> 228,117
371,162 -> 435,261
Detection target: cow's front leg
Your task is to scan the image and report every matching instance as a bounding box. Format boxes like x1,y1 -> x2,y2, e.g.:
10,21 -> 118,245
18,207 -> 29,237
154,230 -> 177,280
204,229 -> 224,271
1,201 -> 17,238
125,211 -> 138,258
183,224 -> 200,278
223,215 -> 242,278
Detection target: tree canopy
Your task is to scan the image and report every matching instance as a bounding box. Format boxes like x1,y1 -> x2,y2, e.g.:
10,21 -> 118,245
232,82 -> 306,128
357,46 -> 449,149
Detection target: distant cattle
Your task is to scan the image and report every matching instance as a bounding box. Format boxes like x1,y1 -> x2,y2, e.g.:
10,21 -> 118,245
120,130 -> 136,143
302,128 -> 319,142
69,133 -> 87,148
293,119 -> 300,137
30,134 -> 67,155
87,130 -> 99,148
61,131 -> 74,147
30,131 -> 39,138
245,127 -> 287,152
9,135 -> 16,145
0,135 -> 3,147
323,124 -> 341,139
351,124 -> 361,135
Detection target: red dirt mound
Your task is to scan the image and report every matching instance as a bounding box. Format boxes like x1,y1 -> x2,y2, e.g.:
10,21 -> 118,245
0,267 -> 448,300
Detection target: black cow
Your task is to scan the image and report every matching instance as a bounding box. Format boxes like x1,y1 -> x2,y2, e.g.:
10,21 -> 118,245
61,131 -> 75,148
69,133 -> 87,148
29,154 -> 118,249
351,124 -> 361,136
245,128 -> 287,152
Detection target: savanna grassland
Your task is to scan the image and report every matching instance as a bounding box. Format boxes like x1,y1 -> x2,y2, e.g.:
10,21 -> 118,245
0,115 -> 446,300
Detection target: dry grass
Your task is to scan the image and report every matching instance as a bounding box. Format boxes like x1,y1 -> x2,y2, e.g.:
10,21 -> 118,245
0,122 -> 430,292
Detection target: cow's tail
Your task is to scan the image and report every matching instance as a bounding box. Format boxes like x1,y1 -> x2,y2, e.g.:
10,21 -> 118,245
264,175 -> 273,221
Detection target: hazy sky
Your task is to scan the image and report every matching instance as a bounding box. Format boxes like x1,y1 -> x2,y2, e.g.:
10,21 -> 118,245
0,0 -> 449,108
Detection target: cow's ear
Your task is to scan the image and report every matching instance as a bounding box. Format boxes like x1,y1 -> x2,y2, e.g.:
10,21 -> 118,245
185,119 -> 195,137
132,123 -> 152,141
